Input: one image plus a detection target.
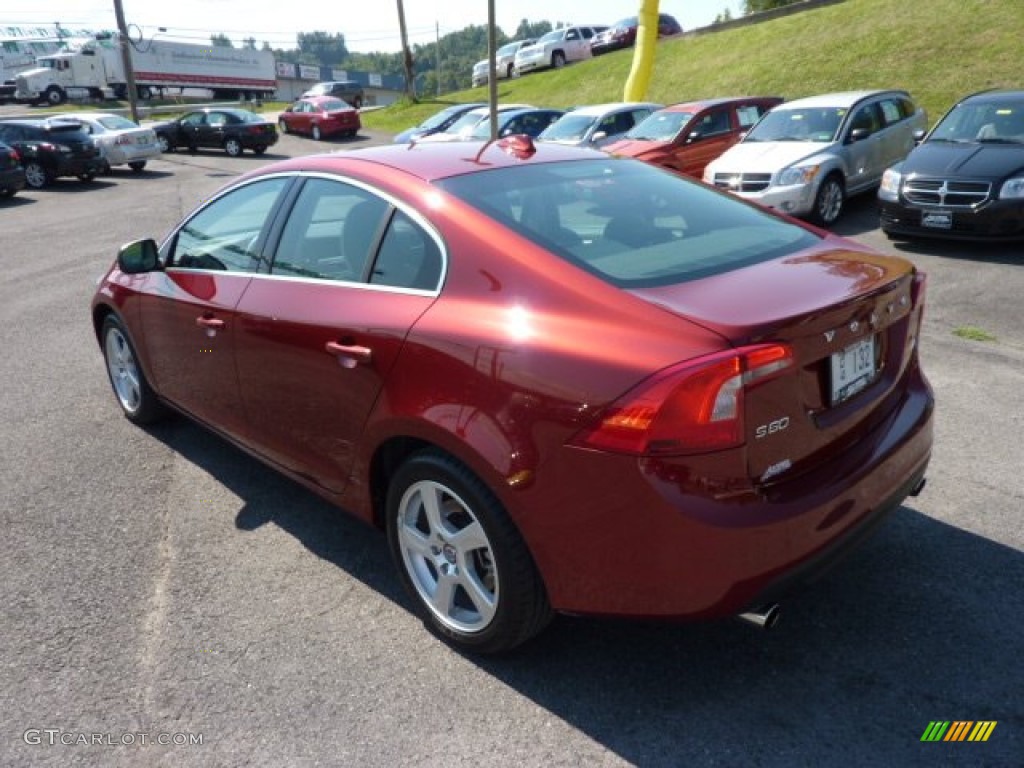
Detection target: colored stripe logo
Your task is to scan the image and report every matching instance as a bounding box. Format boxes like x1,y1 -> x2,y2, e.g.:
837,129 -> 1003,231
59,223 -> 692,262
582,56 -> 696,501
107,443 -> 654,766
921,721 -> 997,742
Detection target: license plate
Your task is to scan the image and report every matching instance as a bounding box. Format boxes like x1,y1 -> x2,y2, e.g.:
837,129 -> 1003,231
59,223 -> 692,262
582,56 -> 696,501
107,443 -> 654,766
831,336 -> 876,405
922,210 -> 952,229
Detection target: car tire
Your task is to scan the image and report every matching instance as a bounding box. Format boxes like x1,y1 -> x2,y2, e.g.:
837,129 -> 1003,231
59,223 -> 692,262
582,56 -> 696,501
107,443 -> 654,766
23,161 -> 50,189
78,171 -> 96,182
0,188 -> 16,198
224,138 -> 243,157
811,174 -> 845,226
101,314 -> 165,425
312,124 -> 322,141
386,450 -> 552,654
128,161 -> 146,172
353,97 -> 363,110
278,118 -> 288,134
506,63 -> 515,79
253,146 -> 267,155
552,51 -> 566,68
156,134 -> 173,153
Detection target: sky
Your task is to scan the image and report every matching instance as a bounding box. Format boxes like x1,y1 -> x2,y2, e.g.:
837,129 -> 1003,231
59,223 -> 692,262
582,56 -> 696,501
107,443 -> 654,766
3,1 -> 745,53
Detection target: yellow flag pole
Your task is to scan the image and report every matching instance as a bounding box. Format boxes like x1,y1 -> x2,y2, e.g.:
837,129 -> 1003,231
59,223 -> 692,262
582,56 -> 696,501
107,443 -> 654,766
623,0 -> 659,101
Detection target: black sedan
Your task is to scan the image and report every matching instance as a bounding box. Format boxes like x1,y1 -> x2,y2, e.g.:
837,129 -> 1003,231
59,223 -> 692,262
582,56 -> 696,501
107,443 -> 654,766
153,108 -> 278,157
0,140 -> 25,198
879,89 -> 1024,240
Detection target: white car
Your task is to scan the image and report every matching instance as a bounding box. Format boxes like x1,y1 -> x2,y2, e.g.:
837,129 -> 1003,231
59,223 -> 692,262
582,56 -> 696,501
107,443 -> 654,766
703,90 -> 927,225
539,102 -> 662,148
471,39 -> 535,87
415,104 -> 535,143
513,26 -> 601,75
70,112 -> 161,173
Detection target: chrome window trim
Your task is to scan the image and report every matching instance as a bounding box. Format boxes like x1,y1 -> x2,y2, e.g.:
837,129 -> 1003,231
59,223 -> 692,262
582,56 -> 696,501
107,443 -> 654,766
160,169 -> 448,296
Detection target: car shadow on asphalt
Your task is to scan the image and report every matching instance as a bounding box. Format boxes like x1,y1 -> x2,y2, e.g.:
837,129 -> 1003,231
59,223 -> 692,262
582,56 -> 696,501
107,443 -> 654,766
887,237 -> 1024,266
143,417 -> 1023,766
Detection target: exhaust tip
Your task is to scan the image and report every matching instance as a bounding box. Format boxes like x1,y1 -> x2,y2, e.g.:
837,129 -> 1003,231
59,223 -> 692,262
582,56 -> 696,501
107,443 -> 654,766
910,476 -> 927,497
737,603 -> 781,630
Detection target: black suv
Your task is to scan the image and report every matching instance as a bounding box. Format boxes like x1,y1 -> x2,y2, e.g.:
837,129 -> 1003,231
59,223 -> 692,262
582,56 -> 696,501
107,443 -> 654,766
879,89 -> 1024,240
0,118 -> 104,189
301,81 -> 364,109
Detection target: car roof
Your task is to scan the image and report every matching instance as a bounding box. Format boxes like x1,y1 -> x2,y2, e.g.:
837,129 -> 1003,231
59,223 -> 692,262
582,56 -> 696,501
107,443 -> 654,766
659,96 -> 783,113
956,88 -> 1024,105
775,90 -> 907,109
298,95 -> 353,106
465,104 -> 535,116
566,102 -> 663,116
251,139 -> 599,184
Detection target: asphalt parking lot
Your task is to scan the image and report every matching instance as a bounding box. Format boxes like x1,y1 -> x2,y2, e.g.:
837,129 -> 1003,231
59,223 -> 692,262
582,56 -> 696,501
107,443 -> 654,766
1,127 -> 1021,767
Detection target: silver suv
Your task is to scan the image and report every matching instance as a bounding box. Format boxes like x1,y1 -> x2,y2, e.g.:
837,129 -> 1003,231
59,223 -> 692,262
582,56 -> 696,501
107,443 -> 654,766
704,90 -> 926,225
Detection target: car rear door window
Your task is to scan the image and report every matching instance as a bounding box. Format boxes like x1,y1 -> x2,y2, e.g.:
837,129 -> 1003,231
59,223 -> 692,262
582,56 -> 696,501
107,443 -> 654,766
169,177 -> 289,272
370,210 -> 443,291
272,178 -> 388,282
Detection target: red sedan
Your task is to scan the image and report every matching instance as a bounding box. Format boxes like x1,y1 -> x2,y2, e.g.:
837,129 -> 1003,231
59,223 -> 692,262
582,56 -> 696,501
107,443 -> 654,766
277,96 -> 360,141
91,136 -> 933,653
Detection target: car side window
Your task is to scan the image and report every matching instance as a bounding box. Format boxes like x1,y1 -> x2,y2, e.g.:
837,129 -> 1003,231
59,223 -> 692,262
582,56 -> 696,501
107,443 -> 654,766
370,210 -> 442,291
696,109 -> 731,137
736,105 -> 765,129
169,178 -> 289,272
850,104 -> 882,135
272,178 -> 388,282
879,99 -> 903,126
181,113 -> 204,127
566,29 -> 579,40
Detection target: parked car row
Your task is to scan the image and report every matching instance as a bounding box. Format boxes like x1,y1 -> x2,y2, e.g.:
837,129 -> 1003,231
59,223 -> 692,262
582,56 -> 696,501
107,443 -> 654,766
470,14 -> 683,85
393,87 -> 1024,240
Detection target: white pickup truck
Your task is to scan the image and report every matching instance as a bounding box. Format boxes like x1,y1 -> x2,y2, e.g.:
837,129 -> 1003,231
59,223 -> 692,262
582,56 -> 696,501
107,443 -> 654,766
513,26 -> 604,75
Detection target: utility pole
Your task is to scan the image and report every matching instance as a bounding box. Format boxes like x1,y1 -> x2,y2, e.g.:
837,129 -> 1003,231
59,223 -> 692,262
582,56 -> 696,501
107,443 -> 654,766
487,0 -> 497,138
112,0 -> 140,122
396,0 -> 415,100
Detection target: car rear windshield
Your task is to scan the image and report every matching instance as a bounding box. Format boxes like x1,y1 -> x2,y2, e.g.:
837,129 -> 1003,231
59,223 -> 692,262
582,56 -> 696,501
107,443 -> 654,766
437,158 -> 819,289
44,120 -> 87,134
320,98 -> 350,111
96,115 -> 139,130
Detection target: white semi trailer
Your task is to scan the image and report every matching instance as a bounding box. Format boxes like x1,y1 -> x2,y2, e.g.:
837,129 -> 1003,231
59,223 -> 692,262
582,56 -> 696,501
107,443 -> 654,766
15,33 -> 277,105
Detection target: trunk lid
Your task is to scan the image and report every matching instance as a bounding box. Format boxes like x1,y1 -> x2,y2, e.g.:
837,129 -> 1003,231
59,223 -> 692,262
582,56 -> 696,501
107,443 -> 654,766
631,243 -> 922,483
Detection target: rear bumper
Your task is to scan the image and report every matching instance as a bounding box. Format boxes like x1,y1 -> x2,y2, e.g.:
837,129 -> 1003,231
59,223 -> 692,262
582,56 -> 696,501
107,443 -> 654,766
516,362 -> 934,619
0,166 -> 25,192
53,155 -> 105,178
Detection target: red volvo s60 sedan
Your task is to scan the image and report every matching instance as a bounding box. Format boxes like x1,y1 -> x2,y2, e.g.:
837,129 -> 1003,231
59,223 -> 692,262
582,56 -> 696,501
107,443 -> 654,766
92,135 -> 933,653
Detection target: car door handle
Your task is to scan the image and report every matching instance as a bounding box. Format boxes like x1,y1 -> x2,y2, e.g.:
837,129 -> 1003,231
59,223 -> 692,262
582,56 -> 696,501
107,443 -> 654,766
196,316 -> 225,329
325,341 -> 372,368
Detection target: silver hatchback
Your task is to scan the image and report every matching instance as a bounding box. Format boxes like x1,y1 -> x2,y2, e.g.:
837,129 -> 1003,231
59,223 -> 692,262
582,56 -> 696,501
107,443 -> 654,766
704,90 -> 927,225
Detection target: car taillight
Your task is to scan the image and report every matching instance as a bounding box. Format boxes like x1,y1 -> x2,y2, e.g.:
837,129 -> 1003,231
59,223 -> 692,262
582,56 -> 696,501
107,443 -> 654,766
10,149 -> 19,162
570,344 -> 794,456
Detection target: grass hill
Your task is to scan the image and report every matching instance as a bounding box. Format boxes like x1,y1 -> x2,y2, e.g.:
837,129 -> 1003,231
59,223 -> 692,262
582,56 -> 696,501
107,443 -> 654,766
364,0 -> 1022,133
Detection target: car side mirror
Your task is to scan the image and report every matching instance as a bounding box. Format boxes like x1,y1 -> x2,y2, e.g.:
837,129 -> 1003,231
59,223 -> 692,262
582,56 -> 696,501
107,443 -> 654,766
849,127 -> 870,143
117,238 -> 160,274
912,128 -> 926,144
686,131 -> 702,144
591,131 -> 607,143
